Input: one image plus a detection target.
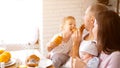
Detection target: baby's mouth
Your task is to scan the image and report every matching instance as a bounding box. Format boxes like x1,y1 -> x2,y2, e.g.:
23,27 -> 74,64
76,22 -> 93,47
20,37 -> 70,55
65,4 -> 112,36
71,28 -> 77,32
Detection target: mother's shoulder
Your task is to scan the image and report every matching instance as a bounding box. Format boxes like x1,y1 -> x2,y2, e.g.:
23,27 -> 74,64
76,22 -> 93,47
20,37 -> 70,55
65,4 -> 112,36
111,51 -> 120,56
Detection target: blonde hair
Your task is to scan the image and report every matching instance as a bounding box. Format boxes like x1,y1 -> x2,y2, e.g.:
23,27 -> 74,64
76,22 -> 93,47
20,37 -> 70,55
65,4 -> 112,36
60,16 -> 75,31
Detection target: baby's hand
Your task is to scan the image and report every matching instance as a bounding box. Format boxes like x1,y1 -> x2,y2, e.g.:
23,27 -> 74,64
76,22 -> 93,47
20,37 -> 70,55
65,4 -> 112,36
46,53 -> 51,59
47,42 -> 57,52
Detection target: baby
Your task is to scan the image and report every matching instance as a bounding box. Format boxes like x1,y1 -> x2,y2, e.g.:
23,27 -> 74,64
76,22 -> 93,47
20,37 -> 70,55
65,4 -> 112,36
47,16 -> 76,68
79,41 -> 99,68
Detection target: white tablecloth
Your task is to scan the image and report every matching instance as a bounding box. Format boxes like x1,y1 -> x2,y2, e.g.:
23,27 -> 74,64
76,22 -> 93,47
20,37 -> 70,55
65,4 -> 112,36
10,49 -> 52,68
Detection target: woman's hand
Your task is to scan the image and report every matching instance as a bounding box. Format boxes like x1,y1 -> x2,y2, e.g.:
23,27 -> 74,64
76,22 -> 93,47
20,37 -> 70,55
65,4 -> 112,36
71,30 -> 81,58
72,24 -> 85,44
72,29 -> 81,44
73,57 -> 86,68
71,24 -> 85,58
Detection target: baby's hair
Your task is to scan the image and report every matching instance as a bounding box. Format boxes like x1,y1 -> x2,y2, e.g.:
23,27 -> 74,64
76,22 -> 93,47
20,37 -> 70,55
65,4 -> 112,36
60,16 -> 75,31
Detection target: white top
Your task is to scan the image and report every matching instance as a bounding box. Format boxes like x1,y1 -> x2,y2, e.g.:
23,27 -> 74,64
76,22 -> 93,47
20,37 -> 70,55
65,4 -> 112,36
49,33 -> 73,57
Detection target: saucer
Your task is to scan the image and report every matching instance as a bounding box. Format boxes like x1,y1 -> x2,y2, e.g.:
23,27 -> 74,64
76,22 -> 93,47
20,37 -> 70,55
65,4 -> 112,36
5,58 -> 16,67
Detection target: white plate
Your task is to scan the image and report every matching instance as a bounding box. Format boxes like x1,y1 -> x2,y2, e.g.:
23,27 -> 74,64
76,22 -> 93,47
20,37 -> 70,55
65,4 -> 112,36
39,59 -> 53,67
5,58 -> 16,67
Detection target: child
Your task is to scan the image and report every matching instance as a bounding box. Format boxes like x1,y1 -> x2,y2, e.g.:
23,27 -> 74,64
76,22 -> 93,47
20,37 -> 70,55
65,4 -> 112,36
79,41 -> 99,68
47,16 -> 76,68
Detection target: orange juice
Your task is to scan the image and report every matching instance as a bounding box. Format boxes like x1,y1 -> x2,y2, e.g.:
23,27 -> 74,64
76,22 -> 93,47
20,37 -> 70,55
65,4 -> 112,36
0,49 -> 4,54
0,51 -> 11,63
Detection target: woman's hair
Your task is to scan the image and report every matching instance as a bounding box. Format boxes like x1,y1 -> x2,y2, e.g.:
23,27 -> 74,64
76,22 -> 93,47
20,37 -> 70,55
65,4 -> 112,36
60,16 -> 75,31
96,10 -> 120,54
88,3 -> 108,17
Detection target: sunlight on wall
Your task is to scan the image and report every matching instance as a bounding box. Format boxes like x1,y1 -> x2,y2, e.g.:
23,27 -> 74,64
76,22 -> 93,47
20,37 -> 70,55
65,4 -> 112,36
0,0 -> 41,44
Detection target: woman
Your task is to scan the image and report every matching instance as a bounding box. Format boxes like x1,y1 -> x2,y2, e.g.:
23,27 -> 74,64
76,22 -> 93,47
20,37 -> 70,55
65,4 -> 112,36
92,10 -> 120,68
72,3 -> 108,68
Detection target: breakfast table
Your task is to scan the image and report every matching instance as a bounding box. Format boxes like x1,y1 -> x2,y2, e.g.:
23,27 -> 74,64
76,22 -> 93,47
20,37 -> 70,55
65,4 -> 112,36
5,49 -> 54,68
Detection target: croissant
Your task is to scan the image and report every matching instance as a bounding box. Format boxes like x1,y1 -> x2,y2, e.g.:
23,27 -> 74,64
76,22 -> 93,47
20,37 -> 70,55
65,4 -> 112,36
54,36 -> 63,46
26,54 -> 40,67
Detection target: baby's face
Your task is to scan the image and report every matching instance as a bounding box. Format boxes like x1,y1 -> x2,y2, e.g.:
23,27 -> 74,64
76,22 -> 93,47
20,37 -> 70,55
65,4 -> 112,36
64,19 -> 76,32
80,51 -> 93,60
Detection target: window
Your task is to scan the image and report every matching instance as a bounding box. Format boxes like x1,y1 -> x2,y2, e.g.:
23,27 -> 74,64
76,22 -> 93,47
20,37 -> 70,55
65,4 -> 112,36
0,0 -> 42,45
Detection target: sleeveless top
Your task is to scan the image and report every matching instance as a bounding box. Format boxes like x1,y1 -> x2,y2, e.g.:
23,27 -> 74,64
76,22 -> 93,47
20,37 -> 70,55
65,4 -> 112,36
50,33 -> 73,57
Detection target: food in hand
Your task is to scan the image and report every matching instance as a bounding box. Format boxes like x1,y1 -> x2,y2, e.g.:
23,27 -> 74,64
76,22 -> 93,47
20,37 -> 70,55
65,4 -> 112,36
79,24 -> 85,34
26,54 -> 40,67
72,28 -> 77,32
0,49 -> 11,63
54,36 -> 63,46
47,35 -> 63,51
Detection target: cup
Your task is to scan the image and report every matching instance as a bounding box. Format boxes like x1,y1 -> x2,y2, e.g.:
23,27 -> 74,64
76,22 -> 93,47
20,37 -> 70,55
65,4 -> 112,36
0,62 -> 5,68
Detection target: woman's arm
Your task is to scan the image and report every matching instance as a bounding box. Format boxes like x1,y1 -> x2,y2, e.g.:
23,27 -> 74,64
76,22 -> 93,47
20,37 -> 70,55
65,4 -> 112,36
71,41 -> 81,58
71,24 -> 85,58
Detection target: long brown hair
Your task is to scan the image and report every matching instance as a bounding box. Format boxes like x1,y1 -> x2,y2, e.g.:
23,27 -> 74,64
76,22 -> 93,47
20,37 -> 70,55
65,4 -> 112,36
96,10 -> 120,54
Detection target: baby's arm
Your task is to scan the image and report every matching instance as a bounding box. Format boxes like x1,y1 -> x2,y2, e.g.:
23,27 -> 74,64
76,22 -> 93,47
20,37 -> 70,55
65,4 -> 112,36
47,42 -> 57,52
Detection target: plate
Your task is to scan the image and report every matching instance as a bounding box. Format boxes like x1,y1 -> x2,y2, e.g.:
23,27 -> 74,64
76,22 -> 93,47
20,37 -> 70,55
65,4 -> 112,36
5,58 -> 16,67
39,59 -> 53,67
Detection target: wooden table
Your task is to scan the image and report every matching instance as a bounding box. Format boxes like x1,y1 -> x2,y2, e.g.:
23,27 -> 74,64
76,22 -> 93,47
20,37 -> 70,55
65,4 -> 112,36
5,49 -> 54,68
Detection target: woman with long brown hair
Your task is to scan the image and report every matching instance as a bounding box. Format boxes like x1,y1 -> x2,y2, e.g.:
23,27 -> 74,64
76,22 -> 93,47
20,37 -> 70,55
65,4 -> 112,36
92,10 -> 120,68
